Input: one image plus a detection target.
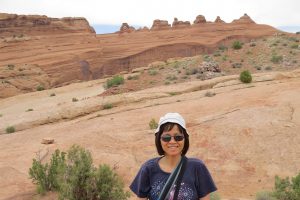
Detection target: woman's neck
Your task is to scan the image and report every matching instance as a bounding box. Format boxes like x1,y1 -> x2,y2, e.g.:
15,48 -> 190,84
161,155 -> 182,170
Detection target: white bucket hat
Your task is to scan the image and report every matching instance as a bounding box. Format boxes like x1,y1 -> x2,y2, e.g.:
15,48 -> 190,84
155,112 -> 188,135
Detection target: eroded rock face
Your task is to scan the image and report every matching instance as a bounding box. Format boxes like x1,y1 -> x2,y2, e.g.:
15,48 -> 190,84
172,17 -> 191,28
151,19 -> 171,30
215,16 -> 225,23
232,13 -> 256,24
119,23 -> 136,33
0,13 -> 95,36
193,15 -> 207,24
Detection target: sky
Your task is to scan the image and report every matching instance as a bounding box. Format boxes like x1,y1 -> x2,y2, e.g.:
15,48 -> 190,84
1,0 -> 300,34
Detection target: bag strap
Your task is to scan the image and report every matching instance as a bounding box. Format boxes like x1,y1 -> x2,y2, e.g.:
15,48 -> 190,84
158,156 -> 186,200
173,156 -> 187,200
157,157 -> 183,200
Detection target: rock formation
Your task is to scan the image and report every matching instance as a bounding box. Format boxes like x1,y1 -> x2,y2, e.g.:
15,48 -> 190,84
215,16 -> 225,23
151,19 -> 171,30
232,13 -> 256,24
0,13 -> 95,36
193,15 -> 207,24
119,22 -> 136,33
172,17 -> 191,28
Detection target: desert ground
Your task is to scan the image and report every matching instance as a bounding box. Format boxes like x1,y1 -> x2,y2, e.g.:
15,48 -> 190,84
1,68 -> 300,200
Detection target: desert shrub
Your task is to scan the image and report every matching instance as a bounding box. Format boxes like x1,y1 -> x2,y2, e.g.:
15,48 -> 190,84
271,55 -> 283,64
149,118 -> 158,130
232,63 -> 242,68
256,66 -> 262,70
265,66 -> 273,71
218,45 -> 228,51
213,52 -> 221,57
50,93 -> 56,97
205,91 -> 216,97
185,68 -> 198,75
105,75 -> 124,89
272,173 -> 300,200
255,191 -> 276,200
0,113 -> 2,117
6,126 -> 15,134
7,64 -> 15,70
36,85 -> 45,91
250,42 -> 256,47
148,70 -> 158,76
26,108 -> 34,112
240,70 -> 252,83
127,75 -> 139,80
166,75 -> 177,81
103,103 -> 113,109
232,40 -> 243,50
29,149 -> 66,194
93,164 -> 130,200
291,44 -> 299,49
72,97 -> 78,102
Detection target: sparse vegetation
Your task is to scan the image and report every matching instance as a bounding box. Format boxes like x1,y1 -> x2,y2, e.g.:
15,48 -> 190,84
148,69 -> 158,76
265,66 -> 273,71
232,40 -> 243,50
103,103 -> 113,109
26,108 -> 34,112
240,70 -> 252,83
0,113 -> 2,117
72,97 -> 78,102
7,64 -> 15,70
105,75 -> 125,89
205,91 -> 216,97
255,191 -> 276,200
36,85 -> 45,91
6,126 -> 15,134
49,93 -> 56,97
291,44 -> 299,49
271,54 -> 283,64
127,75 -> 139,80
149,118 -> 158,130
29,145 -> 130,199
218,44 -> 228,51
232,63 -> 242,68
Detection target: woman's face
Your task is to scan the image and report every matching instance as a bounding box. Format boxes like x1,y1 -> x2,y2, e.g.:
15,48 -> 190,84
160,124 -> 185,157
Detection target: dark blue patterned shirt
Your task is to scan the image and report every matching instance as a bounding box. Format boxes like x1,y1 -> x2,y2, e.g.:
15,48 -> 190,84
130,157 -> 217,200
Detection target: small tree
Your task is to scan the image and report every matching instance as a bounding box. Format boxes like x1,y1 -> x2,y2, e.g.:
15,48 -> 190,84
6,126 -> 15,134
273,173 -> 300,200
240,70 -> 252,83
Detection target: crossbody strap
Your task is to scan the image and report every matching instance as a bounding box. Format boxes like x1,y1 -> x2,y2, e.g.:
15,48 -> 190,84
173,156 -> 187,200
158,157 -> 183,200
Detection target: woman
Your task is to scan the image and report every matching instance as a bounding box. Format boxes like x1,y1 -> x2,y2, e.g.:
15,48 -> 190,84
130,112 -> 217,200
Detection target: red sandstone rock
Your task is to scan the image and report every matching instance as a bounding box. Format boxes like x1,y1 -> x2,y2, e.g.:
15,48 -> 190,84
151,19 -> 171,30
172,18 -> 191,28
232,13 -> 256,24
119,23 -> 136,33
193,15 -> 207,24
215,16 -> 225,23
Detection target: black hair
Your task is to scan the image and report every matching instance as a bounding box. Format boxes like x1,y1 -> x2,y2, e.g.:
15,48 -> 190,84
155,122 -> 189,156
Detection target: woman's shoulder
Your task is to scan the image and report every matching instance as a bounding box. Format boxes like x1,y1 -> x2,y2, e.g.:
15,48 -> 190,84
140,157 -> 160,169
186,157 -> 206,167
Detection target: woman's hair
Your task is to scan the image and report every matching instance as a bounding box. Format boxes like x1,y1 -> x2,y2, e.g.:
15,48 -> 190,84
155,122 -> 189,155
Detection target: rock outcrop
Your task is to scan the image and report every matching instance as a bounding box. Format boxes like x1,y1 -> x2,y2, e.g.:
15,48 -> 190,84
232,13 -> 256,24
215,16 -> 225,23
193,15 -> 207,24
0,13 -> 95,36
151,19 -> 171,30
119,23 -> 136,33
172,18 -> 191,28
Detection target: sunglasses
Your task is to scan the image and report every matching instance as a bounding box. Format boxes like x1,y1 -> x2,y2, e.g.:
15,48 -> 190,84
161,134 -> 184,142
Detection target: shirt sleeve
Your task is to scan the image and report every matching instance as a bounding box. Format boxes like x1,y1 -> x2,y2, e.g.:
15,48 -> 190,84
130,164 -> 151,198
195,161 -> 217,198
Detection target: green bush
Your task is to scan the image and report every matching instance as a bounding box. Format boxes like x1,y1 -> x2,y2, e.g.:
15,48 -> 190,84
148,70 -> 158,76
29,149 -> 66,194
291,44 -> 299,49
271,55 -> 283,64
272,173 -> 300,200
6,126 -> 15,134
36,85 -> 45,91
105,75 -> 125,89
149,118 -> 158,130
29,145 -> 129,200
232,40 -> 243,50
240,70 -> 252,83
103,103 -> 113,109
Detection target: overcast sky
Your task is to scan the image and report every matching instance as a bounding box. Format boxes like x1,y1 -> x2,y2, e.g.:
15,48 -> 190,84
1,0 -> 300,28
